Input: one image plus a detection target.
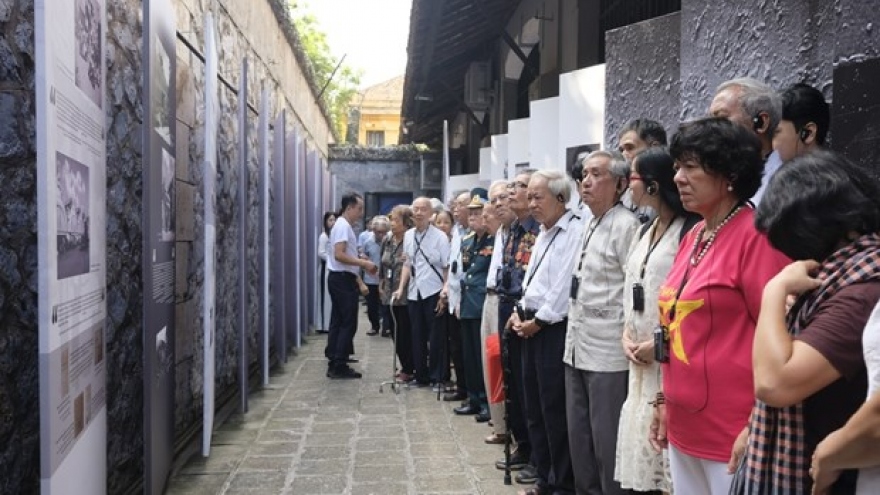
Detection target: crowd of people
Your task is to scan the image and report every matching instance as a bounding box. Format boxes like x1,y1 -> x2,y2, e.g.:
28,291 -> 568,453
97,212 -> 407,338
318,76 -> 880,495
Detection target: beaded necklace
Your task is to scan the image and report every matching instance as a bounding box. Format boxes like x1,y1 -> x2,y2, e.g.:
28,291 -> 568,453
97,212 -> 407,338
689,204 -> 744,266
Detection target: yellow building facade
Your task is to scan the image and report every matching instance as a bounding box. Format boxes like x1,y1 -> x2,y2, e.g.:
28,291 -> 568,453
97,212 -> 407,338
356,75 -> 403,146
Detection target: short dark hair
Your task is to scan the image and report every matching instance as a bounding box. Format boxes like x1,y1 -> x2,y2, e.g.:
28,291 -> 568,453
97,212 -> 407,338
669,117 -> 764,201
569,145 -> 593,182
780,83 -> 830,145
339,192 -> 362,215
755,150 -> 880,261
619,119 -> 668,146
633,147 -> 688,217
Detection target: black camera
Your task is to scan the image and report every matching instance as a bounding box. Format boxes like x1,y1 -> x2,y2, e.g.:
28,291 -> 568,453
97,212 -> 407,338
570,276 -> 580,299
654,325 -> 670,363
515,304 -> 526,322
632,283 -> 645,312
451,260 -> 458,275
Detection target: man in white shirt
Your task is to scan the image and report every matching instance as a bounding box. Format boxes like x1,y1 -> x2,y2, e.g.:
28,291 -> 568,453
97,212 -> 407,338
509,169 -> 582,494
393,197 -> 450,386
326,193 -> 377,379
708,77 -> 782,205
566,151 -> 640,494
440,191 -> 472,400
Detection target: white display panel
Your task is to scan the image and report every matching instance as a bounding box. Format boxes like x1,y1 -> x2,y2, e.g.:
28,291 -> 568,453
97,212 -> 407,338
559,64 -> 606,170
529,97 -> 560,172
490,134 -> 508,181
507,118 -> 530,179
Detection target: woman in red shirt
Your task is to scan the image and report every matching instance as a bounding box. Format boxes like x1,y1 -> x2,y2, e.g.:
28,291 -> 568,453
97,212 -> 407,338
649,118 -> 789,494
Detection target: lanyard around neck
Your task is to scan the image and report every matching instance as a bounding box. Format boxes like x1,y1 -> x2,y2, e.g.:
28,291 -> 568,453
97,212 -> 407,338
639,216 -> 676,280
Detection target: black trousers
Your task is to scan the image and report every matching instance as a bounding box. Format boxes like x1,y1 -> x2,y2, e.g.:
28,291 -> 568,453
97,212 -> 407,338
429,311 -> 452,384
326,271 -> 358,369
499,299 -> 531,458
365,283 -> 381,330
460,317 -> 487,409
523,321 -> 574,493
407,293 -> 438,384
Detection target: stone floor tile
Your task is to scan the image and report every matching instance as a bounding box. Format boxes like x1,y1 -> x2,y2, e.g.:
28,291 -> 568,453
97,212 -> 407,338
300,445 -> 351,460
225,471 -> 287,494
349,482 -> 409,495
295,459 -> 350,476
351,464 -> 408,483
248,441 -> 300,456
238,454 -> 294,472
165,473 -> 227,495
287,475 -> 347,494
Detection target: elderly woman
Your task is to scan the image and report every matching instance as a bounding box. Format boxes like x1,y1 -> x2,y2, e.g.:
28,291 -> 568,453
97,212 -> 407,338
616,148 -> 699,493
566,150 -> 641,495
316,211 -> 336,333
649,117 -> 790,494
731,150 -> 880,494
380,205 -> 415,381
364,216 -> 390,336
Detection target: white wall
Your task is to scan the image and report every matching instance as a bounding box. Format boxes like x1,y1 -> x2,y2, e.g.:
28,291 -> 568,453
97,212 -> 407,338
479,146 -> 492,180
491,134 -> 508,180
530,97 -> 560,172
558,64 -> 606,173
507,118 -> 530,179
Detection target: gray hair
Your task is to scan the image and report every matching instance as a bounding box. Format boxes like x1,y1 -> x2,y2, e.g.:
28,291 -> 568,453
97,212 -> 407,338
582,150 -> 630,180
717,77 -> 782,133
531,169 -> 572,203
371,215 -> 390,231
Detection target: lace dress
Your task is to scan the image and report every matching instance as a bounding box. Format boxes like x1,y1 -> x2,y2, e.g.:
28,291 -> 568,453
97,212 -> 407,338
614,217 -> 684,493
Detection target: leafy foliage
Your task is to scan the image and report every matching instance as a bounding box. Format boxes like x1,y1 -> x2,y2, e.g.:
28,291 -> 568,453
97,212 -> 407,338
288,1 -> 363,141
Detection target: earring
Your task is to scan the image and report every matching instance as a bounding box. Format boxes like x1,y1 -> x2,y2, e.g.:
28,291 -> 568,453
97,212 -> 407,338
727,184 -> 733,192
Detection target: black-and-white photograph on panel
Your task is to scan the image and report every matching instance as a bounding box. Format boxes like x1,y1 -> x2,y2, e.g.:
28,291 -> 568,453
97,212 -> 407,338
566,144 -> 597,174
160,148 -> 175,242
56,151 -> 90,280
151,38 -> 172,146
74,0 -> 102,109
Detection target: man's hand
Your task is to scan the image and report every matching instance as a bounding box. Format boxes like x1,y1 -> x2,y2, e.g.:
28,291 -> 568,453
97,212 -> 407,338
361,260 -> 378,275
727,425 -> 750,474
811,429 -> 844,494
649,403 -> 668,453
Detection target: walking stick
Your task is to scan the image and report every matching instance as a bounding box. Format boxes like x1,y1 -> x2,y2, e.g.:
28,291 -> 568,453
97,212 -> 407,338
501,326 -> 512,485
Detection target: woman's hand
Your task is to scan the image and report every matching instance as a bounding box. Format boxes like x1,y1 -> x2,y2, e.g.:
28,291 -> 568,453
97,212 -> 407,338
649,402 -> 668,453
727,425 -> 749,474
769,260 -> 822,297
633,340 -> 655,364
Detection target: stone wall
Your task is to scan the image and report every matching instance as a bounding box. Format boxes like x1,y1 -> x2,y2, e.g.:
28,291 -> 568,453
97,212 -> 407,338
329,146 -> 426,218
604,12 -> 681,148
0,0 -> 332,492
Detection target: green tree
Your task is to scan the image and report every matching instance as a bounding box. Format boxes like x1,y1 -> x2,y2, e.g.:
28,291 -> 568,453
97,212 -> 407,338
288,2 -> 362,141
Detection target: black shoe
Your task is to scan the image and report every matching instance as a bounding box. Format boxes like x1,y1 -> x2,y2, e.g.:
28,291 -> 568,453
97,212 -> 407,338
347,357 -> 359,363
381,331 -> 391,337
474,412 -> 490,423
515,465 -> 539,484
442,391 -> 467,402
315,329 -> 329,334
328,366 -> 362,379
367,329 -> 379,336
453,404 -> 480,415
495,452 -> 529,471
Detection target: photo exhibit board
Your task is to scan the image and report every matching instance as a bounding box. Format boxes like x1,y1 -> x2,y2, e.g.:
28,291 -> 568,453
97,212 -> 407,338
201,11 -> 218,458
284,131 -> 299,350
559,65 -> 606,169
36,0 -> 108,492
529,97 -> 560,172
305,149 -> 319,333
507,118 -> 530,180
142,0 -> 177,491
490,134 -> 508,181
258,87 -> 270,385
272,111 -> 287,363
479,147 -> 492,181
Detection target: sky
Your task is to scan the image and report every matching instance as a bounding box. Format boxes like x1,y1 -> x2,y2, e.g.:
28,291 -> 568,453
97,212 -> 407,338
304,0 -> 413,89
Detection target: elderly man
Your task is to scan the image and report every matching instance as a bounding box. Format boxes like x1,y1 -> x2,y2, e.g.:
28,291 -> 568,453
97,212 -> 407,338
567,151 -> 640,494
509,169 -> 584,494
495,170 -> 541,475
709,77 -> 782,204
441,191 -> 475,401
393,197 -> 450,387
482,180 -> 516,441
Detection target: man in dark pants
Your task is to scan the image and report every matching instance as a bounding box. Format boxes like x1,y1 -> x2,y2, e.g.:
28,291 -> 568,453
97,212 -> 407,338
326,193 -> 377,379
495,169 -> 539,477
392,197 -> 449,387
509,170 -> 583,494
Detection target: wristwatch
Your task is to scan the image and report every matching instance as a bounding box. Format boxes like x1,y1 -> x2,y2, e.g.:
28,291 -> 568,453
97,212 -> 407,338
533,317 -> 549,329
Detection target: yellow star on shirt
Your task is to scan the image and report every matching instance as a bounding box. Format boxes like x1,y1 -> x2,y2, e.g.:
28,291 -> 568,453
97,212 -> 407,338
657,298 -> 705,365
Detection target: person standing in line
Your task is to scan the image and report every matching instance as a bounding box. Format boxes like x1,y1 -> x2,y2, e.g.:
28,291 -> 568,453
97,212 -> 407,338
483,180 -> 516,440
566,150 -> 640,495
615,148 -> 697,494
380,205 -> 415,380
509,169 -> 584,495
393,197 -> 450,387
363,216 -> 389,336
495,170 -> 539,478
326,193 -> 377,379
455,193 -> 494,418
771,82 -> 830,163
316,211 -> 336,334
430,209 -> 456,389
441,191 -> 473,399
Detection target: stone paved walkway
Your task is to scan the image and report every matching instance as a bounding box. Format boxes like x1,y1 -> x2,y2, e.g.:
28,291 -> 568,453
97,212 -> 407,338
166,314 -> 526,495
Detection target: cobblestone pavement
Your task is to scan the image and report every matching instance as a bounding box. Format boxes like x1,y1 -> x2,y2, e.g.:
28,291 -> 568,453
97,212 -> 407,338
166,314 -> 527,495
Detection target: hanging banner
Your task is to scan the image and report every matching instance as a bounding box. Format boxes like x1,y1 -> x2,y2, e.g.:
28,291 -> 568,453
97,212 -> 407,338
237,58 -> 249,413
202,11 -> 219,457
258,87 -> 270,386
36,0 -> 108,492
143,0 -> 177,491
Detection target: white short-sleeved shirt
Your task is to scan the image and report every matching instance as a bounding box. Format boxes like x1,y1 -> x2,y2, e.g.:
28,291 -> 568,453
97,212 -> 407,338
328,216 -> 359,275
857,302 -> 880,494
403,225 -> 449,300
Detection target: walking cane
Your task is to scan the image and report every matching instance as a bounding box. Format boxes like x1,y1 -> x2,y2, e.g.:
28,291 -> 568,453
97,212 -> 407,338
501,326 -> 512,485
379,295 -> 402,394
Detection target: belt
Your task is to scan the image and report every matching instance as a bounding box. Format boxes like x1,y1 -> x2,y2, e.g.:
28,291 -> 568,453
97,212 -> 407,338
329,270 -> 357,278
524,308 -> 567,327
